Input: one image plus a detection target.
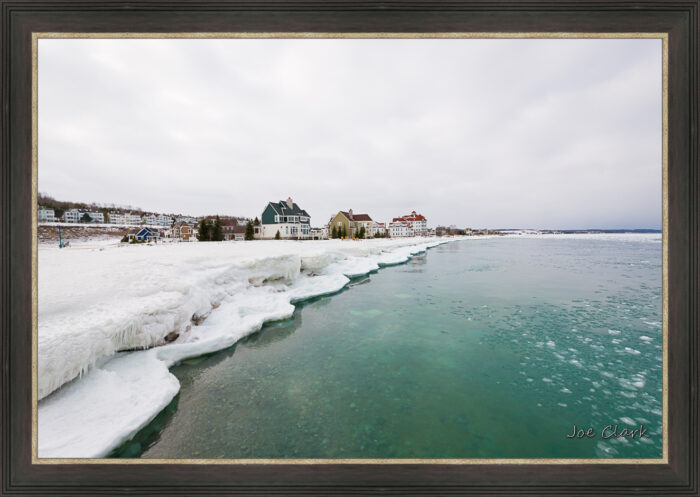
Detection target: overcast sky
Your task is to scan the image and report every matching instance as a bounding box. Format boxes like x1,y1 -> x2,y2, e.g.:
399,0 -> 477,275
38,38 -> 662,229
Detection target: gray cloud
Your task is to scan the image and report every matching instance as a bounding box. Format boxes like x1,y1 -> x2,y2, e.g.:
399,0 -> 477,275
38,38 -> 662,229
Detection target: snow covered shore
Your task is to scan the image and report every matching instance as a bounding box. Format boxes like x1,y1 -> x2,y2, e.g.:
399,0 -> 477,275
38,238 -> 449,458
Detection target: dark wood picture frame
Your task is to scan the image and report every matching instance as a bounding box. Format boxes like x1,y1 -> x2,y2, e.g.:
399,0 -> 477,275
1,1 -> 698,495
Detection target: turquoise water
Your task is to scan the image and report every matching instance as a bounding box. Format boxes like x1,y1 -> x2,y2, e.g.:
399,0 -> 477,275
111,236 -> 662,459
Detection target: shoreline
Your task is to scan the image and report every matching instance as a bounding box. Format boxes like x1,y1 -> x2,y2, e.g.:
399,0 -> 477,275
38,238 -> 452,458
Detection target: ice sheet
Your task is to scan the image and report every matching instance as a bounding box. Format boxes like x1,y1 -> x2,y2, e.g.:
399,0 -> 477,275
38,238 -> 448,457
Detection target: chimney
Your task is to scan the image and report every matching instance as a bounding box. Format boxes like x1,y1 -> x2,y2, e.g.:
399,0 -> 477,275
286,197 -> 293,209
349,208 -> 353,217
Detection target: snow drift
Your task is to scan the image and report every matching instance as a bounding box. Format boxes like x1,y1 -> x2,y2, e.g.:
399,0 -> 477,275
38,238 -> 448,458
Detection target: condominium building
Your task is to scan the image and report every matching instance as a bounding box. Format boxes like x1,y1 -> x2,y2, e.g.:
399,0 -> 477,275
388,220 -> 414,238
37,207 -> 55,223
63,209 -> 81,223
371,221 -> 387,237
391,211 -> 428,237
175,216 -> 197,224
141,214 -> 173,226
109,212 -> 142,225
86,211 -> 104,224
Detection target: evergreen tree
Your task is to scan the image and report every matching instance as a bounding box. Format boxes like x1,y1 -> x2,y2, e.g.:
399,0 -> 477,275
341,225 -> 347,238
274,230 -> 281,240
212,215 -> 223,241
359,226 -> 366,239
197,219 -> 210,241
253,217 -> 260,226
244,221 -> 254,240
331,226 -> 338,239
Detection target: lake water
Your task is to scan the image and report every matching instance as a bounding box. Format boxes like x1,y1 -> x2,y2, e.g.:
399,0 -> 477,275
111,235 -> 663,459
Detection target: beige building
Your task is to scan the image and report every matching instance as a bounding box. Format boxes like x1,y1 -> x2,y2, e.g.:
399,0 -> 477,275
328,209 -> 374,239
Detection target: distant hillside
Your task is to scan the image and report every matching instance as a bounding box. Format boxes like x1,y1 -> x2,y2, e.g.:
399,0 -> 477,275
37,193 -> 199,219
37,193 -> 144,218
38,193 -> 254,223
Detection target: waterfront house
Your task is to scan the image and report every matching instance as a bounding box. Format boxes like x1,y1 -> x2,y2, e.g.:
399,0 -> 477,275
310,227 -> 329,240
221,218 -> 234,240
329,209 -> 373,238
257,197 -> 311,239
232,223 -> 246,241
128,227 -> 160,242
173,222 -> 195,241
219,218 -> 247,241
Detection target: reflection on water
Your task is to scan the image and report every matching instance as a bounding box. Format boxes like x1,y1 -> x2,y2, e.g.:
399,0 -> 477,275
110,237 -> 662,459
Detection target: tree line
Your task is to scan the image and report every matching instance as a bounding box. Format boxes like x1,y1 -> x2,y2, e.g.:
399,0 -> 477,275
330,225 -> 388,239
197,216 -> 258,241
197,216 -> 223,241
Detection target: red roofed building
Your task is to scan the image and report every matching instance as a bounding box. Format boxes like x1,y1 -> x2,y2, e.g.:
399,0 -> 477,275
388,220 -> 413,238
391,210 -> 428,237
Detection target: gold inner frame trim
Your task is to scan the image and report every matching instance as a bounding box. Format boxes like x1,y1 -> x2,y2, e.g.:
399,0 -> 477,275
31,32 -> 669,466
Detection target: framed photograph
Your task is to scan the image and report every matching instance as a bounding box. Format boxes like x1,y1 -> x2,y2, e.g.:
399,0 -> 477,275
2,1 -> 698,495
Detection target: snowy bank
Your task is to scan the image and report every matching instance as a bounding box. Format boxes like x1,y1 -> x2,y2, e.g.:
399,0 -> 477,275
38,238 -> 448,458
